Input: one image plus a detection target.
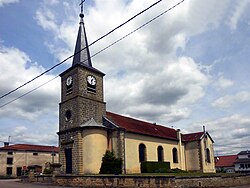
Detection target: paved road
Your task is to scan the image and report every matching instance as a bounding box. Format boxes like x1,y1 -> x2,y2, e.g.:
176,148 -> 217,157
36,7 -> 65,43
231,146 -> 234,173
0,179 -> 71,188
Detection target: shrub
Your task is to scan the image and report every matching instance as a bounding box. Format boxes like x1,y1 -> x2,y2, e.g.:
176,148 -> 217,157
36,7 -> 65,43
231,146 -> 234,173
99,150 -> 122,174
169,168 -> 187,173
141,161 -> 170,173
43,168 -> 53,174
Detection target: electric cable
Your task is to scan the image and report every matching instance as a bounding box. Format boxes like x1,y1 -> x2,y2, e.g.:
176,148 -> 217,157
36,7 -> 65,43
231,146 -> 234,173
0,0 -> 185,109
0,76 -> 59,108
0,0 -> 162,100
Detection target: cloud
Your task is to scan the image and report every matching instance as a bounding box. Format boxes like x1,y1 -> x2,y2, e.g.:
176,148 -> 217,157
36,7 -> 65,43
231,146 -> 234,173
0,125 -> 58,146
228,0 -> 250,30
214,75 -> 234,90
34,0 -> 225,124
35,0 -> 78,62
212,91 -> 250,108
2,0 -> 248,154
0,0 -> 18,7
105,57 -> 208,123
184,114 -> 250,155
0,45 -> 60,120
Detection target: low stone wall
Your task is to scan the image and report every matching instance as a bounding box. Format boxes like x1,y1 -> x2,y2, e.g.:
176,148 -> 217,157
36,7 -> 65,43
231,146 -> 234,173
22,174 -> 250,188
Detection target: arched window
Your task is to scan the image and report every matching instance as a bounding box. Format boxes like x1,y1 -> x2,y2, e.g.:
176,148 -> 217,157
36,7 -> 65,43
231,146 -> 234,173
139,144 -> 146,162
206,148 -> 211,163
157,146 -> 164,162
172,148 -> 178,163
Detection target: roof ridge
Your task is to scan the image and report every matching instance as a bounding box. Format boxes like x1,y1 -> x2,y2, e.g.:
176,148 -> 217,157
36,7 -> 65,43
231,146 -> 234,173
5,144 -> 57,147
183,131 -> 204,135
106,111 -> 175,130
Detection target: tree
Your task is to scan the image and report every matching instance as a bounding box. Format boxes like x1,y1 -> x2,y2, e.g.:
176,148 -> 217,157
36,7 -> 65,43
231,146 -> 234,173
99,150 -> 122,174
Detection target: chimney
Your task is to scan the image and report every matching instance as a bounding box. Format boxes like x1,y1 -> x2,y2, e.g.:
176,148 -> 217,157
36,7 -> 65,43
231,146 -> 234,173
4,142 -> 9,147
176,129 -> 181,140
203,125 -> 207,137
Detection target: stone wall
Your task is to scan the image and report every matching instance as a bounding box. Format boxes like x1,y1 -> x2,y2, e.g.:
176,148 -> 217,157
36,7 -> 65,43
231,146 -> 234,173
26,174 -> 250,188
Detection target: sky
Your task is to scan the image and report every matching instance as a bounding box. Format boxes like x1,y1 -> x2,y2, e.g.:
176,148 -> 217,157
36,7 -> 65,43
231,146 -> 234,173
0,0 -> 249,156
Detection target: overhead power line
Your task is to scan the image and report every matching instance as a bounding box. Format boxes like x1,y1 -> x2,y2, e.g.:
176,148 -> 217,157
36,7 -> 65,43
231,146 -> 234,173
0,0 -> 185,109
0,0 -> 162,101
0,76 -> 59,108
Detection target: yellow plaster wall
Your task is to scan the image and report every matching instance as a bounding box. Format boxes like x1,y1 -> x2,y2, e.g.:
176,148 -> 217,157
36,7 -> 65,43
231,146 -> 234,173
185,141 -> 200,171
82,129 -> 107,174
124,133 -> 186,173
111,130 -> 118,157
200,136 -> 216,173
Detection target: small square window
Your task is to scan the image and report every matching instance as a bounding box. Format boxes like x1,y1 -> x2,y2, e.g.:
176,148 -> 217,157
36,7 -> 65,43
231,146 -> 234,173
33,153 -> 38,156
7,152 -> 13,155
7,158 -> 13,165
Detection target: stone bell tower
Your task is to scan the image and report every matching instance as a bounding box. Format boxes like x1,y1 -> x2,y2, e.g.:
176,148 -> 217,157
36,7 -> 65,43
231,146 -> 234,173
58,2 -> 106,174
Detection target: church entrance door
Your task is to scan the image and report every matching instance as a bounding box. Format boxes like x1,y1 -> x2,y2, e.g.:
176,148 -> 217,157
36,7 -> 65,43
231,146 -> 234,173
65,148 -> 72,174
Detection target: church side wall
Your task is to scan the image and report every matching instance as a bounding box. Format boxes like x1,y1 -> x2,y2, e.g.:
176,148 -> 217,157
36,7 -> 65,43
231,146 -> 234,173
124,133 -> 185,174
200,137 -> 216,173
185,141 -> 201,171
82,129 -> 107,174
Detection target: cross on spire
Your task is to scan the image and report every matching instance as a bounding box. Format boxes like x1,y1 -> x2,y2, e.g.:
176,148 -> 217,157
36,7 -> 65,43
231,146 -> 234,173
79,0 -> 85,18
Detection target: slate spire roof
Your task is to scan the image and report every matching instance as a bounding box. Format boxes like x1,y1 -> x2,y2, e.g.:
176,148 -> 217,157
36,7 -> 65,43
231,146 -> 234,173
72,11 -> 92,67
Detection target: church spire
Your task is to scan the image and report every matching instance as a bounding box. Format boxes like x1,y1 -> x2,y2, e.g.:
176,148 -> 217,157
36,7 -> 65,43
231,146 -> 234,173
72,0 -> 92,67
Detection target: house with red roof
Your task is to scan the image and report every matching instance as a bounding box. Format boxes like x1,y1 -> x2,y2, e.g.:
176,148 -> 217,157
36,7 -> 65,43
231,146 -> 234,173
57,6 -> 216,175
0,144 -> 59,176
215,155 -> 238,173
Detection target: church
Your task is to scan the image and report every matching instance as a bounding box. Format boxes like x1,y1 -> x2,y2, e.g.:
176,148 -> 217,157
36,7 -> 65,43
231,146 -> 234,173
57,5 -> 215,175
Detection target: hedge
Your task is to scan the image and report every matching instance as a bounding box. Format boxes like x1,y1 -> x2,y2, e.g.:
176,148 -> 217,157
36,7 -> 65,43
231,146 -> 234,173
141,161 -> 170,173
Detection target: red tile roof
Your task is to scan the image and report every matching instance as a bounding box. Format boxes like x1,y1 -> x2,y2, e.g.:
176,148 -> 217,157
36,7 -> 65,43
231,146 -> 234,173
0,144 -> 59,153
182,132 -> 204,142
215,155 -> 237,167
106,112 -> 178,140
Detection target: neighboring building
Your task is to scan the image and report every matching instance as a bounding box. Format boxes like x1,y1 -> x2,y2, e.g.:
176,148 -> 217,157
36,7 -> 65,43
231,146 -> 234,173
215,155 -> 237,173
57,5 -> 216,175
0,144 -> 59,176
235,150 -> 250,173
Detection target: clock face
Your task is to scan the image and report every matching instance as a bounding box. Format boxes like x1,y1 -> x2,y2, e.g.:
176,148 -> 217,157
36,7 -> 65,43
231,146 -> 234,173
87,75 -> 96,86
66,76 -> 73,86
